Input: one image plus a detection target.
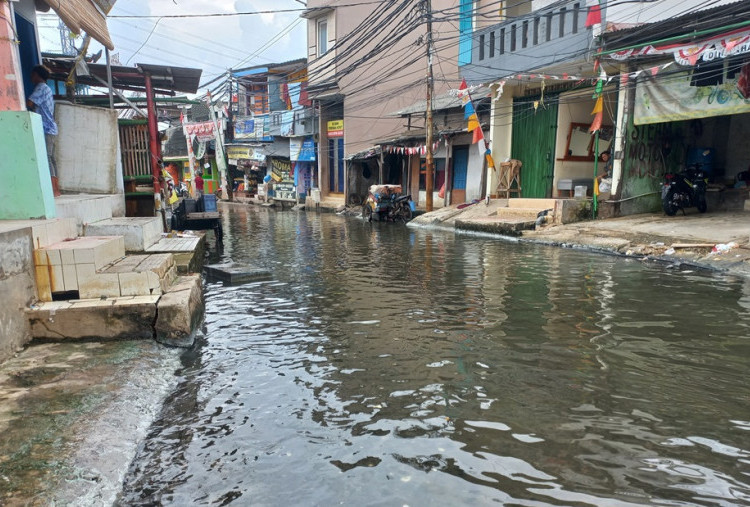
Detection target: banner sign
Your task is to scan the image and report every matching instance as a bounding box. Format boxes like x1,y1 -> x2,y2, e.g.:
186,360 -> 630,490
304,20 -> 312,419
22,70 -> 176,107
183,121 -> 216,142
289,137 -> 316,162
270,158 -> 296,200
226,145 -> 253,160
327,119 -> 344,138
611,27 -> 750,66
234,117 -> 255,139
234,115 -> 273,141
635,69 -> 750,125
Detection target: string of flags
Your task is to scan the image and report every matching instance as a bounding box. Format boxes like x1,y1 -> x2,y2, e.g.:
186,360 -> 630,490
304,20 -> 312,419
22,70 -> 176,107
458,79 -> 486,146
455,60 -> 680,105
459,79 -> 496,172
382,138 -> 443,156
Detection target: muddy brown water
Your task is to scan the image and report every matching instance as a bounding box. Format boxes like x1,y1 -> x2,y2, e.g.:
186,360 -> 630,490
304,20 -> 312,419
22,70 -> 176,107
108,208 -> 747,505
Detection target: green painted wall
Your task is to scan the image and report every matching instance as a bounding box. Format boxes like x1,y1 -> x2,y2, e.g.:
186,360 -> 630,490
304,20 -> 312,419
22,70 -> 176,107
0,112 -> 56,219
620,115 -> 686,215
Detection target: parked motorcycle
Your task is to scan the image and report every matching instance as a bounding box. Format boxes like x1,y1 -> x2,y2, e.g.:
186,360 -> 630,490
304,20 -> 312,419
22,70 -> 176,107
662,164 -> 708,216
362,184 -> 414,223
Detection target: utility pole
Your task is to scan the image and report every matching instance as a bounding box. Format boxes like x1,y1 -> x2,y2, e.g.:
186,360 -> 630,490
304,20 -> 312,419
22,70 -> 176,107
424,0 -> 435,212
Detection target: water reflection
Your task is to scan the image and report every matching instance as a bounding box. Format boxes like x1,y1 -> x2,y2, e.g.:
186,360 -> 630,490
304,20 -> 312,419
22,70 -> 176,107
119,207 -> 750,506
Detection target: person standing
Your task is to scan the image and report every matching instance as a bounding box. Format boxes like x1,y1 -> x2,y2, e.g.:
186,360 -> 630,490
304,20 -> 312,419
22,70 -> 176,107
194,171 -> 204,198
27,65 -> 60,196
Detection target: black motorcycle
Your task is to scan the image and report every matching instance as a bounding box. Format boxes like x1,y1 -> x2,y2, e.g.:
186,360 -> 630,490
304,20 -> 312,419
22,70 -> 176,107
661,164 -> 708,216
362,184 -> 413,223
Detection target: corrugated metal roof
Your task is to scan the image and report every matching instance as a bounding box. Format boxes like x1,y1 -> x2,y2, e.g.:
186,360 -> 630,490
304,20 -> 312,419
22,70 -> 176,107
40,0 -> 115,50
390,87 -> 491,116
43,56 -> 203,94
604,0 -> 749,49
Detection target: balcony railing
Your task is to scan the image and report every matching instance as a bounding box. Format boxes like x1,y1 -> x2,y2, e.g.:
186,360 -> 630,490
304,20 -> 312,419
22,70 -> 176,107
460,1 -> 592,83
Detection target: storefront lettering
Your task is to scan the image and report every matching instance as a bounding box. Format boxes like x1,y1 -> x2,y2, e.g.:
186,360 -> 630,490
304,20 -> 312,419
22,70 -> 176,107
626,122 -> 678,179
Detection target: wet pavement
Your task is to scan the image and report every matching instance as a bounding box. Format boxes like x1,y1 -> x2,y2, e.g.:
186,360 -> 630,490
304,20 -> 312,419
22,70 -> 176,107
118,207 -> 750,506
2,206 -> 750,505
0,341 -> 180,506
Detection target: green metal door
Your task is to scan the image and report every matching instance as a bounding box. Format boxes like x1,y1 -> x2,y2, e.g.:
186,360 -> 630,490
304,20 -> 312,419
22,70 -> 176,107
511,97 -> 558,198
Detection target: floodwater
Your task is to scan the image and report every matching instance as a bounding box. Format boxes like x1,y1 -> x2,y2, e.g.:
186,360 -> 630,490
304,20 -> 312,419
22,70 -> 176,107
118,207 -> 750,506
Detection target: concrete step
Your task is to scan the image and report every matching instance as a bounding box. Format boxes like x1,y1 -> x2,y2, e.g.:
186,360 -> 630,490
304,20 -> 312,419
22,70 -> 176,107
507,198 -> 557,210
455,216 -> 536,236
55,194 -> 125,234
85,217 -> 163,252
26,274 -> 203,347
96,253 -> 177,298
0,218 -> 77,249
495,207 -> 545,219
34,236 -> 126,300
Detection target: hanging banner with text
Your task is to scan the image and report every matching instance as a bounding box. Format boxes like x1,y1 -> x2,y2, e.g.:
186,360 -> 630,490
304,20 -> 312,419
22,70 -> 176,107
289,137 -> 316,162
183,121 -> 216,142
327,119 -> 344,138
635,69 -> 750,125
611,27 -> 750,66
270,158 -> 296,200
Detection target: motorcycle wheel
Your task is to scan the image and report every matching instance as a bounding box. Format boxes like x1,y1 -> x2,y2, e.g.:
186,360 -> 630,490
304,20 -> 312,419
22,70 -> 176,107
662,189 -> 679,216
398,204 -> 413,223
696,193 -> 708,213
362,204 -> 373,222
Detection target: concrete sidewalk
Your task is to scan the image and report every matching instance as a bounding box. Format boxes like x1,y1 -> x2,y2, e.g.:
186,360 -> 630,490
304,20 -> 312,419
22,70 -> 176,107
412,201 -> 750,277
523,210 -> 750,277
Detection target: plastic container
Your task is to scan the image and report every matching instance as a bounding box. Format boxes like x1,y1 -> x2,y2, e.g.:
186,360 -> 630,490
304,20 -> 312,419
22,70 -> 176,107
686,148 -> 714,175
183,198 -> 198,214
574,185 -> 588,198
202,194 -> 218,212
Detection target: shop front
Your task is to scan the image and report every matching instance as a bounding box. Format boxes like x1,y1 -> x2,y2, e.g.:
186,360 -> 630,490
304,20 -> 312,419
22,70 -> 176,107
226,144 -> 266,196
290,136 -> 317,201
509,86 -> 616,200
618,62 -> 750,215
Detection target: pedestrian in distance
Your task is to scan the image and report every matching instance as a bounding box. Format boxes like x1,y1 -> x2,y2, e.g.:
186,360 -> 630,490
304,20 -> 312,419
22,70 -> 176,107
194,170 -> 204,199
27,65 -> 60,196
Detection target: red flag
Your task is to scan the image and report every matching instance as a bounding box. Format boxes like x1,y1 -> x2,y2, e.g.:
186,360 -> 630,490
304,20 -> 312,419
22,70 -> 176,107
472,126 -> 484,144
589,111 -> 603,133
585,4 -> 602,27
459,78 -> 468,91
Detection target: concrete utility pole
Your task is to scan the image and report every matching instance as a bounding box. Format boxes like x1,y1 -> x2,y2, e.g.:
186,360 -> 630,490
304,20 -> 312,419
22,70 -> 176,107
424,0 -> 435,211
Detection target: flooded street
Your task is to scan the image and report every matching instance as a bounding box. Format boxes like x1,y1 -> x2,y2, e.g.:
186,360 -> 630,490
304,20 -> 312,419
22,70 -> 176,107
113,206 -> 750,506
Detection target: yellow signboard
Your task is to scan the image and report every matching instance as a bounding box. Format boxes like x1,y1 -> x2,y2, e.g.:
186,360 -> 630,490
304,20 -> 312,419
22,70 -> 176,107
327,120 -> 344,138
226,146 -> 254,160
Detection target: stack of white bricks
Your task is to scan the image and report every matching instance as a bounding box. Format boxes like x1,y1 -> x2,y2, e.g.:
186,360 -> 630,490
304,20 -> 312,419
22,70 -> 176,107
33,236 -> 177,300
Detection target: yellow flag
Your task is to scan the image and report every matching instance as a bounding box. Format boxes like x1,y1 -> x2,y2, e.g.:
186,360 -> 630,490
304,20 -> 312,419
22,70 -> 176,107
591,96 -> 603,114
467,113 -> 480,133
593,177 -> 600,196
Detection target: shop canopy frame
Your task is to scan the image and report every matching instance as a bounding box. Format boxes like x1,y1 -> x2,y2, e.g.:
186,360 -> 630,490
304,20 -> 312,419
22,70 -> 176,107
43,55 -> 203,201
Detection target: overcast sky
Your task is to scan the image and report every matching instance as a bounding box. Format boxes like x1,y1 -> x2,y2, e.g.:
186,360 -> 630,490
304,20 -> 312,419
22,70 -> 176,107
37,0 -> 307,88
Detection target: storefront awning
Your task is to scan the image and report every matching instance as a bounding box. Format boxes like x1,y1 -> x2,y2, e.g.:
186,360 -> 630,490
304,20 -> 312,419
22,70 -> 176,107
39,0 -> 116,50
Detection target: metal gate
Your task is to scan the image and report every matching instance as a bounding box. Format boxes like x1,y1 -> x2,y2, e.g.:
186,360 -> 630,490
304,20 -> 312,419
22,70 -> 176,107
511,96 -> 558,198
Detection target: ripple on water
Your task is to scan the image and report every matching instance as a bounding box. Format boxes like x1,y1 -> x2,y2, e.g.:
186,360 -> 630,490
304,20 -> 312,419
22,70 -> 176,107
118,209 -> 750,506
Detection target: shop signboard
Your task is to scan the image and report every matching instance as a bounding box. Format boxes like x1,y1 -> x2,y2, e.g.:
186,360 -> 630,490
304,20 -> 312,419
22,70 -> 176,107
270,158 -> 296,200
226,145 -> 253,161
289,137 -> 316,162
234,117 -> 255,139
234,115 -> 273,141
183,121 -> 216,142
635,69 -> 750,125
327,119 -> 344,138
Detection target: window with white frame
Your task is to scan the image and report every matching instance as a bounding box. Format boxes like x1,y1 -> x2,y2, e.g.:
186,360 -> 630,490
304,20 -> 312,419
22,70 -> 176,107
318,19 -> 328,56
